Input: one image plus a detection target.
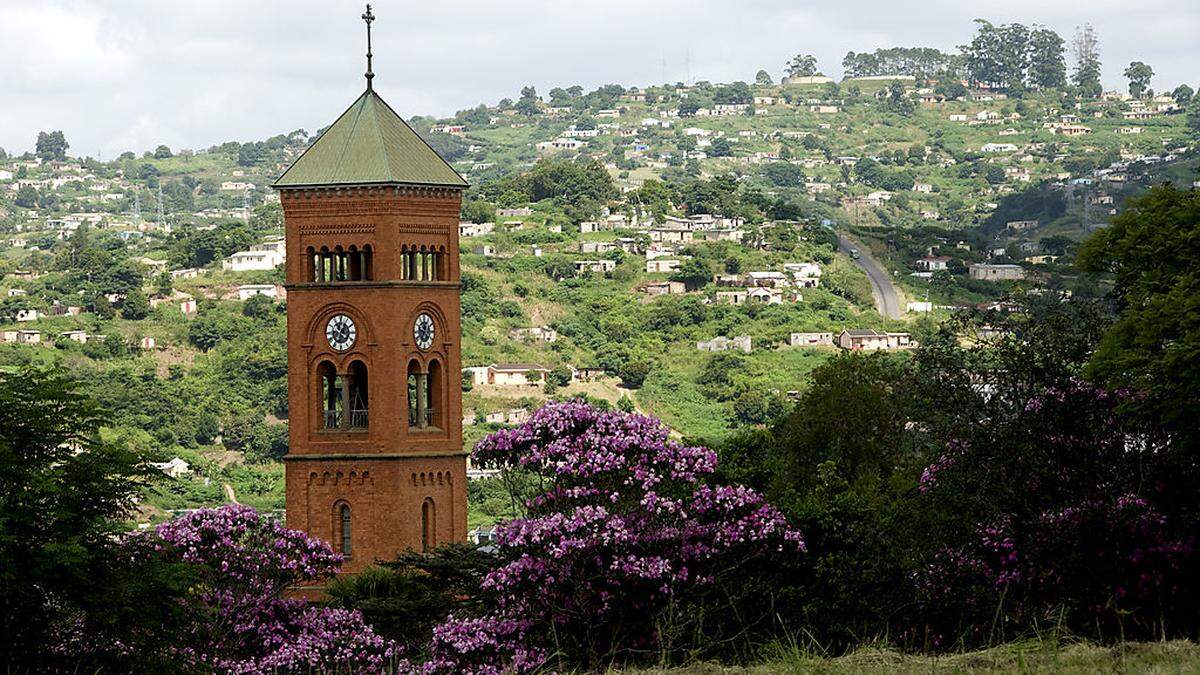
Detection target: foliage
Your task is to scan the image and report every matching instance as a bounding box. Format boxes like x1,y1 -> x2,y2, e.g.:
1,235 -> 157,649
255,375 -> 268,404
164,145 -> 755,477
35,130 -> 69,161
1123,61 -> 1155,98
0,368 -> 196,671
146,505 -> 396,673
428,403 -> 803,673
326,544 -> 497,656
1078,185 -> 1200,441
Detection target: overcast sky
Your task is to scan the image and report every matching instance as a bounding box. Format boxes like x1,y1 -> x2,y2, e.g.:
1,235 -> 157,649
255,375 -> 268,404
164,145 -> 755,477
2,0 -> 1197,158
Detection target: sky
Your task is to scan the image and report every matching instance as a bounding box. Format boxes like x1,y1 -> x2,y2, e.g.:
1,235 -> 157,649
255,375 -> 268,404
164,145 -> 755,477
1,0 -> 1197,159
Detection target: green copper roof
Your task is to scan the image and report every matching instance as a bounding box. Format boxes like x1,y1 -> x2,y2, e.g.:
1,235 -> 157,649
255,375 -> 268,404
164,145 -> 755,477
273,89 -> 467,189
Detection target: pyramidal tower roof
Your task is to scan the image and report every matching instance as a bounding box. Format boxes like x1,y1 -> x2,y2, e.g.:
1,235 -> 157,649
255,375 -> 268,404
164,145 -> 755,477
273,89 -> 468,189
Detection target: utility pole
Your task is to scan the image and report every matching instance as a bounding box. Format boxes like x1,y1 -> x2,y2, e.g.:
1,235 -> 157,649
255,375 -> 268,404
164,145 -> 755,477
243,189 -> 250,224
133,191 -> 142,226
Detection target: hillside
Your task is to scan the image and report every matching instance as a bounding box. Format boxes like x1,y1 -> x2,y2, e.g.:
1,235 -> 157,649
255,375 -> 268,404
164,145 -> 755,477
0,67 -> 1197,525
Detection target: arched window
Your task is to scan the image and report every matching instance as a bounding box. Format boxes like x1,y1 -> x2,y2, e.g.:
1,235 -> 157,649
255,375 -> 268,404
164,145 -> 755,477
427,359 -> 444,430
338,503 -> 352,556
317,361 -> 342,429
407,359 -> 427,429
421,498 -> 435,552
348,360 -> 369,428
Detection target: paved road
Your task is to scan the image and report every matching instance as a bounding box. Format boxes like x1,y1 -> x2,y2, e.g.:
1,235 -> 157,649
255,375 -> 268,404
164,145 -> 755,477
838,234 -> 903,319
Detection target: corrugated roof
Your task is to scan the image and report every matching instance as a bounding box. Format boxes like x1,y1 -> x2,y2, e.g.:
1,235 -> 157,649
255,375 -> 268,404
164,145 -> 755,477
273,89 -> 467,189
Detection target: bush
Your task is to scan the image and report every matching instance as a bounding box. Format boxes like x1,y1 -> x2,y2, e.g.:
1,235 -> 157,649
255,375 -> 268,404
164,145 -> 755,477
427,403 -> 803,673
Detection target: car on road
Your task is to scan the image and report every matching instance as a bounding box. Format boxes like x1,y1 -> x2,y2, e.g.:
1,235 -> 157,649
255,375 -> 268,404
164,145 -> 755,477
850,249 -> 861,259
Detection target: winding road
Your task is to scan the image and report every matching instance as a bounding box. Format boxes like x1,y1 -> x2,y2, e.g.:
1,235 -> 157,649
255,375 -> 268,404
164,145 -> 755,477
838,234 -> 903,319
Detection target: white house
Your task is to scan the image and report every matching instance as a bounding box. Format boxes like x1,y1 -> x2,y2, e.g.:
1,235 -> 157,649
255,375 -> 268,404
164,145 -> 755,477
222,250 -> 283,272
837,329 -> 913,351
150,457 -> 192,478
646,259 -> 680,274
237,284 -> 278,301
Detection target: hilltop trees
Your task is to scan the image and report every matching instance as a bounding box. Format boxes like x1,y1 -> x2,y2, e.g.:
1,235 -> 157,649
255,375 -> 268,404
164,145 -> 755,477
1124,61 -> 1155,98
35,130 -> 69,161
841,47 -> 961,79
515,85 -> 540,116
1072,24 -> 1103,98
755,69 -> 773,85
962,20 -> 1066,92
785,54 -> 819,78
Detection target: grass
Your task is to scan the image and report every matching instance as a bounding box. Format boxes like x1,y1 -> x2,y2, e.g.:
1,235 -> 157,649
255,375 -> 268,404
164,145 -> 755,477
621,639 -> 1200,674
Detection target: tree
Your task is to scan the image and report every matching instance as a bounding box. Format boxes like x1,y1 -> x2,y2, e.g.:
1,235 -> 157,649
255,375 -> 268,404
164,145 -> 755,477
429,403 -> 803,672
14,185 -> 37,208
120,292 -> 150,320
35,130 -> 69,161
516,85 -> 540,117
1124,61 -> 1154,98
1071,24 -> 1102,98
327,544 -> 497,653
708,136 -> 732,157
755,69 -> 773,85
886,80 -> 915,115
146,506 -> 396,672
671,257 -> 712,290
1078,185 -> 1200,439
0,368 -> 197,670
153,144 -> 173,159
1028,26 -> 1067,89
761,161 -> 806,188
1172,84 -> 1194,104
785,54 -> 819,78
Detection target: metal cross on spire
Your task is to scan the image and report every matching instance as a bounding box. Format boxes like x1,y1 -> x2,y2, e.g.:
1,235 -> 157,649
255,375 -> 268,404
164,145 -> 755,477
362,4 -> 375,90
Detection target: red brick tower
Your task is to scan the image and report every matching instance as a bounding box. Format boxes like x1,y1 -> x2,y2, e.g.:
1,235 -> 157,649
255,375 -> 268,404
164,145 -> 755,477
273,5 -> 468,573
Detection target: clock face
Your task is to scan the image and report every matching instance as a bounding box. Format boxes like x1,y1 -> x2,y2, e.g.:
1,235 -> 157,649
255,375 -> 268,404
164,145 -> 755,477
325,314 -> 357,352
414,313 -> 435,350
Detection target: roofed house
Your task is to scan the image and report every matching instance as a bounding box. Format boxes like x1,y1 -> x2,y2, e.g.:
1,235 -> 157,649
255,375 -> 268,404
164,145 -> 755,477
969,263 -> 1026,281
482,363 -> 550,386
836,329 -> 912,351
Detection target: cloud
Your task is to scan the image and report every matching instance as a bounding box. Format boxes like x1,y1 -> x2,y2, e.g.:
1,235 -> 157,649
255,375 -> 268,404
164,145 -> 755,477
0,0 -> 1196,157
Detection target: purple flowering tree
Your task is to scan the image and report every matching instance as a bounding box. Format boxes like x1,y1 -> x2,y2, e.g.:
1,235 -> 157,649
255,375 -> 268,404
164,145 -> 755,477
148,505 -> 396,674
915,379 -> 1196,643
427,402 -> 804,673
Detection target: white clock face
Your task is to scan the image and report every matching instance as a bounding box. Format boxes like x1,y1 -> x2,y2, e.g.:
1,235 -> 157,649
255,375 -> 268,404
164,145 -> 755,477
325,314 -> 357,351
414,313 -> 435,350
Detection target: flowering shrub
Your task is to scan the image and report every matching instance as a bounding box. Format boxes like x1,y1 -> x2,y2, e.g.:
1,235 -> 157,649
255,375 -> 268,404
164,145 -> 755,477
149,505 -> 396,674
914,380 -> 1196,644
427,402 -> 804,673
918,495 -> 1195,644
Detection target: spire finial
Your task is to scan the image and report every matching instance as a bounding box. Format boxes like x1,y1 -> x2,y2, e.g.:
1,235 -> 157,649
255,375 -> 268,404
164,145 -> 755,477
362,4 -> 375,90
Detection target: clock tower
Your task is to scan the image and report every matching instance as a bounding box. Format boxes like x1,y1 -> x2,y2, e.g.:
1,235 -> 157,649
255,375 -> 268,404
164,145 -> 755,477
274,6 -> 468,574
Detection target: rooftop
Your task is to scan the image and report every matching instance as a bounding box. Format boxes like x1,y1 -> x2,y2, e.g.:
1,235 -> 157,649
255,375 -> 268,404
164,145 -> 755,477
273,89 -> 467,189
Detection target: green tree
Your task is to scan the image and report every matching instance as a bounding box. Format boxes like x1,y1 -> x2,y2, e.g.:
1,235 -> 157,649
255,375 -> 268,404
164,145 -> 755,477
153,144 -> 173,159
708,137 -> 733,157
1123,61 -> 1154,98
1078,185 -> 1200,438
671,257 -> 712,290
14,185 -> 37,208
785,54 -> 819,78
1028,26 -> 1067,89
0,368 -> 196,669
755,69 -> 773,85
1172,84 -> 1194,104
35,130 -> 69,161
121,292 -> 150,320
